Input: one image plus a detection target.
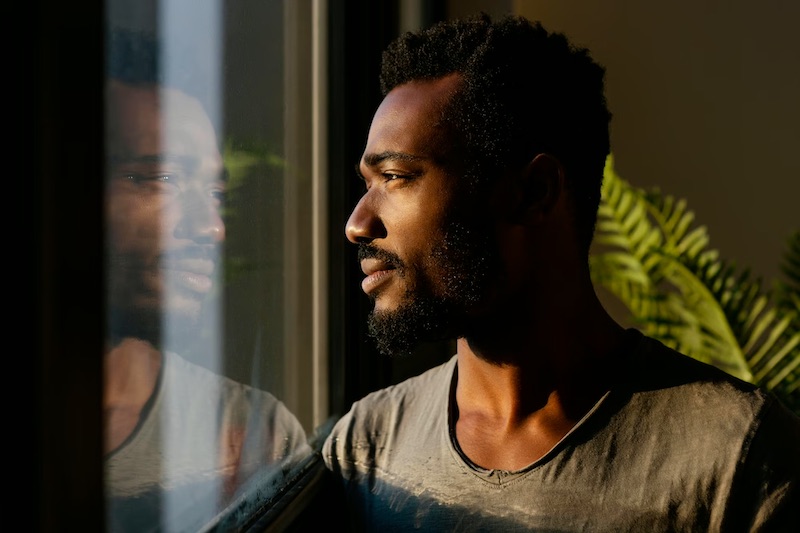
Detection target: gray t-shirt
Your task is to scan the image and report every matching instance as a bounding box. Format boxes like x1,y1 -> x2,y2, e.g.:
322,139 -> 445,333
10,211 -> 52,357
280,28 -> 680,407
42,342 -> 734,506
323,329 -> 800,532
106,350 -> 312,532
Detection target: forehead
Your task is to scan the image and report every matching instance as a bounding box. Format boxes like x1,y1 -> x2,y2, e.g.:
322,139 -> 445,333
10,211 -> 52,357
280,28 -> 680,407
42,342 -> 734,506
106,81 -> 221,163
363,74 -> 462,163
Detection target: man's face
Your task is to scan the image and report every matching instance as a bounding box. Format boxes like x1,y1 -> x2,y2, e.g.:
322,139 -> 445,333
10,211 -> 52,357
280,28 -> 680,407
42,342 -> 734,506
105,81 -> 226,341
346,75 -> 498,356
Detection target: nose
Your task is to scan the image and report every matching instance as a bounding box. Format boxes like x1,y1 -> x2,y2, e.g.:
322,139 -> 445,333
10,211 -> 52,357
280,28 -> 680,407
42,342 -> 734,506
175,191 -> 226,244
345,193 -> 386,244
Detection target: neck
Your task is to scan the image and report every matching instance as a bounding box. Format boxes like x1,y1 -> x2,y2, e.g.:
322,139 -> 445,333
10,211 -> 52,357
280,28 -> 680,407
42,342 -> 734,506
456,272 -> 626,422
104,337 -> 164,407
103,337 -> 164,454
451,277 -> 627,471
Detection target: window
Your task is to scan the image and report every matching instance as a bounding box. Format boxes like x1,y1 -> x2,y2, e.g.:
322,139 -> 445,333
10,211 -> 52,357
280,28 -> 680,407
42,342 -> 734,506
35,0 -> 451,530
100,1 -> 326,530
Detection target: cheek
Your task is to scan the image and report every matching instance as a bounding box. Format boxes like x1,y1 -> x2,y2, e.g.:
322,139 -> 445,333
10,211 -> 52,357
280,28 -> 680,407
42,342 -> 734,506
392,204 -> 451,269
389,185 -> 454,234
106,196 -> 176,254
381,175 -> 462,266
435,216 -> 499,286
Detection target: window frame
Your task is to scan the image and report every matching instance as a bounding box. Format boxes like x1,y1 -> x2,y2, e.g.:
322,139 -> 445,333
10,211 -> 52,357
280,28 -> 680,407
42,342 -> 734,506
34,0 -> 446,529
36,0 -> 106,528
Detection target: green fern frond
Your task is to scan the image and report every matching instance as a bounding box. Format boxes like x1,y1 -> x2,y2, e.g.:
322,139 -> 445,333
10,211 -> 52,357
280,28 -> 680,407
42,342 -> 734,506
651,253 -> 751,380
592,156 -> 670,321
221,140 -> 287,283
591,155 -> 800,413
596,159 -> 663,267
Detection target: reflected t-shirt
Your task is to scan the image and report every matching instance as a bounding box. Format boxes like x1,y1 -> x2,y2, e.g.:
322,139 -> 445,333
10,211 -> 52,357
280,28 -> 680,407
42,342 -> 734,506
106,350 -> 311,532
323,329 -> 800,532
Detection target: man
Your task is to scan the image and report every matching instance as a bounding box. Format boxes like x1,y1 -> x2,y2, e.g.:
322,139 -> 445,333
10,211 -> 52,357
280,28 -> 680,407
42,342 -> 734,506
323,13 -> 800,531
104,30 -> 310,532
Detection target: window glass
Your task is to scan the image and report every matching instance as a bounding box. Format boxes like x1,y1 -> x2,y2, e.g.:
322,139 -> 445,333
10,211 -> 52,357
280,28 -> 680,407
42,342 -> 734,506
103,1 -> 323,530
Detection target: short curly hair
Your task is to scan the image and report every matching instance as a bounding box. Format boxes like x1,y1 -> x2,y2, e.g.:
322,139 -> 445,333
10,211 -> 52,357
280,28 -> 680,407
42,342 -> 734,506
380,13 -> 611,252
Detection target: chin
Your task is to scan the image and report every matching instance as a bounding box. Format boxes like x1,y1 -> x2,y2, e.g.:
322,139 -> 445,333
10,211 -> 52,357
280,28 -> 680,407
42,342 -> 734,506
370,296 -> 400,316
367,292 -> 459,357
164,299 -> 205,324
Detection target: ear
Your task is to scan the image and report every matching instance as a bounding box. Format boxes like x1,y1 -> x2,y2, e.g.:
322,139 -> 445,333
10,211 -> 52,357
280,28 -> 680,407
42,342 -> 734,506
510,153 -> 564,222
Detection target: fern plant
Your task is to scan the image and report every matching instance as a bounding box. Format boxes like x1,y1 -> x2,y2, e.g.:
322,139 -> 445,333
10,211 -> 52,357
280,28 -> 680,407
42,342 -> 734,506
590,155 -> 800,414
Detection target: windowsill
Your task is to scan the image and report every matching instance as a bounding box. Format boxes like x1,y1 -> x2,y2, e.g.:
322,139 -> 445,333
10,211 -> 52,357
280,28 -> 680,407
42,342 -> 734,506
204,416 -> 340,532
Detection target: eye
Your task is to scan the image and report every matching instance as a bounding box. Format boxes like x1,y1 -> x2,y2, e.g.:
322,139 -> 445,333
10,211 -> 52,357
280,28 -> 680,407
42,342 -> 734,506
209,185 -> 227,204
382,172 -> 415,183
121,171 -> 182,196
125,172 -> 178,184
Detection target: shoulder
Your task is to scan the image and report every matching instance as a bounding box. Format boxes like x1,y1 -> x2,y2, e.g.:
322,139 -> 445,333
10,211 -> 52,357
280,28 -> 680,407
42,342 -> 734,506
586,331 -> 800,525
623,330 -> 769,407
336,354 -> 455,425
353,355 -> 456,410
323,355 -> 456,468
166,351 -> 308,446
611,329 -> 799,448
166,351 -> 286,406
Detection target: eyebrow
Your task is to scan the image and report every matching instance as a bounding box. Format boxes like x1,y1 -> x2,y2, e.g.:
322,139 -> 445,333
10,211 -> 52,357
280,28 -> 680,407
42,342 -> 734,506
112,154 -> 179,164
355,150 -> 428,179
362,151 -> 427,167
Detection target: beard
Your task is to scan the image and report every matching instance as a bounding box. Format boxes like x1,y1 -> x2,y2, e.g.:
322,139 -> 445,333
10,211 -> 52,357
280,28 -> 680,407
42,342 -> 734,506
363,216 -> 497,357
105,258 -> 213,350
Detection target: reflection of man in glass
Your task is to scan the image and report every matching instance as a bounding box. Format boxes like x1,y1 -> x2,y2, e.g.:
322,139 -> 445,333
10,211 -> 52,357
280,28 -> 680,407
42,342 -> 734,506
105,78 -> 225,360
104,31 -> 310,532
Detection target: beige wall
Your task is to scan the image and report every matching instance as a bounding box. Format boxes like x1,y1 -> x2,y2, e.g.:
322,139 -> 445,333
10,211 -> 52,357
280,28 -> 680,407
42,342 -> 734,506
448,0 -> 799,286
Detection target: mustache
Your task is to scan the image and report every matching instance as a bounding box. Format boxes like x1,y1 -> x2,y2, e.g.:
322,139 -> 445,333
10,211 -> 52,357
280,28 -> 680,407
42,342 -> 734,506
107,244 -> 220,270
357,243 -> 404,269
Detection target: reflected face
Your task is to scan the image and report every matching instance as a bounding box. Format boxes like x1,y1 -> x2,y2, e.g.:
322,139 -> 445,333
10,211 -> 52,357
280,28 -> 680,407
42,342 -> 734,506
346,75 -> 498,356
105,81 -> 226,340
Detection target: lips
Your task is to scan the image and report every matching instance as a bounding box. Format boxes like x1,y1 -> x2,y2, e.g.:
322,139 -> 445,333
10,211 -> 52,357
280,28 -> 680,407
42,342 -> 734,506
360,257 -> 396,295
169,269 -> 215,293
161,258 -> 217,295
